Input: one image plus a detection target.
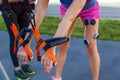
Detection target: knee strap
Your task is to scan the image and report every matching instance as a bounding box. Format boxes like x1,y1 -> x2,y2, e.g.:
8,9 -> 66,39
94,33 -> 99,39
84,19 -> 96,25
84,39 -> 90,45
84,33 -> 99,45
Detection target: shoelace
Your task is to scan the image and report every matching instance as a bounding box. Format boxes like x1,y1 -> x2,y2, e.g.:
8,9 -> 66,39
25,65 -> 32,71
19,70 -> 26,76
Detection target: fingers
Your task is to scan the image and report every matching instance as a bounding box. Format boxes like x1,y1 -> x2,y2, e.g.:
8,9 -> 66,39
23,56 -> 28,62
17,46 -> 30,62
44,62 -> 52,74
41,54 -> 53,74
41,54 -> 53,67
44,67 -> 52,74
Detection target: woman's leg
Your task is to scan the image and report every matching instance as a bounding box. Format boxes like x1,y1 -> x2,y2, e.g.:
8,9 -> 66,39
54,15 -> 77,79
2,11 -> 20,69
82,19 -> 100,80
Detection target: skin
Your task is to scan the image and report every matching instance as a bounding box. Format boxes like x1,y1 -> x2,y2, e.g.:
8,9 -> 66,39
17,0 -> 100,80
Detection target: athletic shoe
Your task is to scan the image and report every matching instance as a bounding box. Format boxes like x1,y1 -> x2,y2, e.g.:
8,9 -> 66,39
21,64 -> 35,76
14,69 -> 30,80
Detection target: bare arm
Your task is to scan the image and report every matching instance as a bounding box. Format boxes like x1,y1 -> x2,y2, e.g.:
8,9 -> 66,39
25,0 -> 49,47
35,0 -> 49,28
54,0 -> 87,37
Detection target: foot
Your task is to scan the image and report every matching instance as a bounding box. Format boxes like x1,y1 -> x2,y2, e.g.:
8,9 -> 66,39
51,76 -> 62,80
14,69 -> 30,80
21,64 -> 35,76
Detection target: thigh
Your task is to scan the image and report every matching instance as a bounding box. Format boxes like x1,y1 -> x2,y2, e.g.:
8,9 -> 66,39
2,9 -> 19,54
79,2 -> 100,46
18,9 -> 30,38
18,11 -> 30,30
59,14 -> 76,37
2,10 -> 18,40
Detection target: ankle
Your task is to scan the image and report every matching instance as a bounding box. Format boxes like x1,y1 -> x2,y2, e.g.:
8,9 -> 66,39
14,66 -> 21,71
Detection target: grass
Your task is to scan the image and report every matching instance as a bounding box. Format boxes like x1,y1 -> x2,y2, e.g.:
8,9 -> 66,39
0,16 -> 120,41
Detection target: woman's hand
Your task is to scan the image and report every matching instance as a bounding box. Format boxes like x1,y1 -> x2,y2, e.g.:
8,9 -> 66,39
41,53 -> 53,74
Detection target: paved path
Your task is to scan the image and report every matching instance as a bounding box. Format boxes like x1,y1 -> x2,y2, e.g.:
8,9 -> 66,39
46,6 -> 120,19
0,31 -> 120,80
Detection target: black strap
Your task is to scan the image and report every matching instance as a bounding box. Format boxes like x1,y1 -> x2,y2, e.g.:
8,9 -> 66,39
22,0 -> 36,28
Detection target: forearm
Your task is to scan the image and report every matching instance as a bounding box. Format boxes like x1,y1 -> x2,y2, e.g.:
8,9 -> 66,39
35,0 -> 49,28
54,0 -> 87,37
24,0 -> 49,46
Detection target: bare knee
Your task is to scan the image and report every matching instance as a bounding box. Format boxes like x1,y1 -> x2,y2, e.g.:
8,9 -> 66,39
86,43 -> 98,56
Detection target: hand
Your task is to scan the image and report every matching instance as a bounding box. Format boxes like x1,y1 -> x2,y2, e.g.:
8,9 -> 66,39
41,53 -> 53,74
17,46 -> 33,62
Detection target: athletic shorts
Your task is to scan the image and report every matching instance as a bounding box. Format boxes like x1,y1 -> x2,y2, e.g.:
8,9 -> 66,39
60,2 -> 100,21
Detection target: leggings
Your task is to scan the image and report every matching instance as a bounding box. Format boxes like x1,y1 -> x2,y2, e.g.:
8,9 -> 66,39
1,2 -> 30,67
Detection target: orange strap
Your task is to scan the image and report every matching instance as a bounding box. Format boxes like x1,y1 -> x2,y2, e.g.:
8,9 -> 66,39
10,23 -> 33,59
36,41 -> 40,58
41,41 -> 57,64
13,39 -> 17,53
32,27 -> 57,64
32,27 -> 41,42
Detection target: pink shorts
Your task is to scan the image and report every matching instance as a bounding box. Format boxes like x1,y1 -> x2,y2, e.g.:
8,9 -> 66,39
60,2 -> 100,21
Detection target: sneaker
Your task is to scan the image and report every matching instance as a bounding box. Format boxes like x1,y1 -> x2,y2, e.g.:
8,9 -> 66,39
21,64 -> 35,76
51,76 -> 62,80
14,69 -> 30,80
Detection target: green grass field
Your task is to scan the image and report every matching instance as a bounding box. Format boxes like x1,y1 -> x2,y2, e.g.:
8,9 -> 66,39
0,16 -> 120,41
